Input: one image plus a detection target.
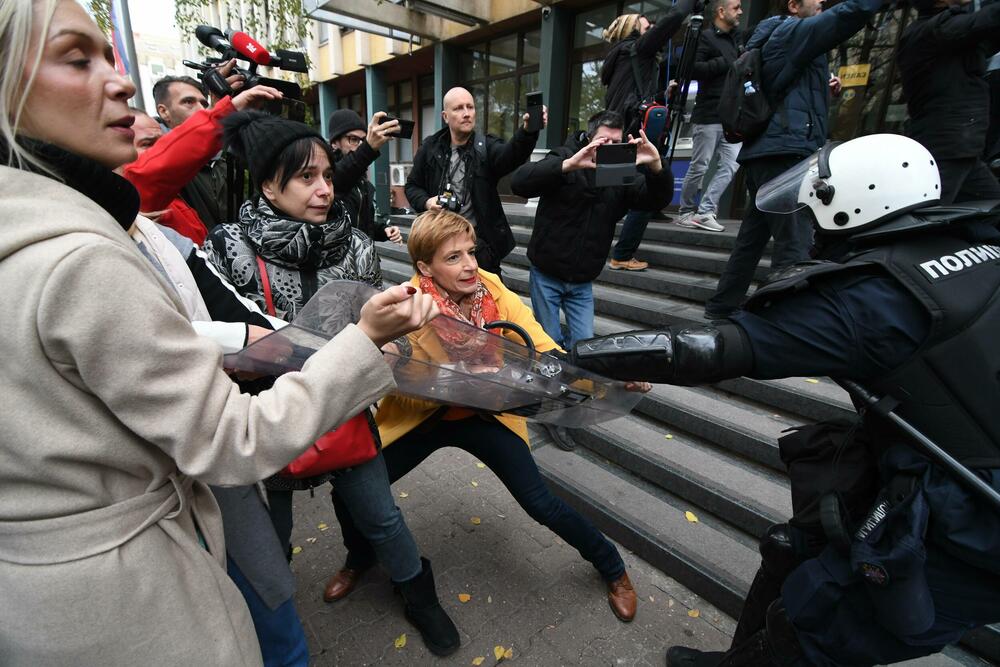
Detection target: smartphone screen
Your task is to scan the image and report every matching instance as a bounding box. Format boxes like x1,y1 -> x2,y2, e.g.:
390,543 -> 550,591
596,142 -> 637,165
526,91 -> 544,132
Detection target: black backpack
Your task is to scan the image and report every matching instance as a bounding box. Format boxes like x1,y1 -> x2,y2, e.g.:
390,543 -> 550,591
718,18 -> 787,144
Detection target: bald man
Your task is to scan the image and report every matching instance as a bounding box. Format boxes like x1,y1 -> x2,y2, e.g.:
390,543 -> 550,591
404,86 -> 547,274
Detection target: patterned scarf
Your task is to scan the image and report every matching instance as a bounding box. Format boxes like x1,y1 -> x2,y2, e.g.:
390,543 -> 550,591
240,196 -> 353,271
418,274 -> 501,362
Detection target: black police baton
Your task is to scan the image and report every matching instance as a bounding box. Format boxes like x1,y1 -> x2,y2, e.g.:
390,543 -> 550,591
838,379 -> 1000,513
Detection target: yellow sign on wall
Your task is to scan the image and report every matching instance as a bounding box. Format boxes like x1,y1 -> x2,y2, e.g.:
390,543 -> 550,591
838,64 -> 871,88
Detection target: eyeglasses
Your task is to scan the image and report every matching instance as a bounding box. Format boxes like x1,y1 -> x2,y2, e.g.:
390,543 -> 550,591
344,135 -> 365,146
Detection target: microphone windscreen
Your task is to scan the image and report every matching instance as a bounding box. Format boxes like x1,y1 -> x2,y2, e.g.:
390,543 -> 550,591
229,31 -> 271,66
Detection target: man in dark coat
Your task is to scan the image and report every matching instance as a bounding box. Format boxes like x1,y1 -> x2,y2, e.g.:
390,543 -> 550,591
511,110 -> 672,351
599,0 -> 695,271
404,87 -> 544,275
675,0 -> 744,233
702,0 -> 879,319
897,0 -> 1000,204
327,108 -> 403,245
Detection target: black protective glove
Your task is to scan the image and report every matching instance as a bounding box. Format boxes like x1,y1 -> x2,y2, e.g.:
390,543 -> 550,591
570,324 -> 753,386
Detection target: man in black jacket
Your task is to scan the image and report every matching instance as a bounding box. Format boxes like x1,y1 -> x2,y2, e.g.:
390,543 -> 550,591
511,110 -> 671,450
327,108 -> 403,245
512,111 -> 672,348
404,87 -> 544,274
675,0 -> 743,233
897,0 -> 1000,204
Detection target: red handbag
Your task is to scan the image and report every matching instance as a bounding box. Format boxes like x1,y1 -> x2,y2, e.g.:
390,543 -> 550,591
256,257 -> 379,478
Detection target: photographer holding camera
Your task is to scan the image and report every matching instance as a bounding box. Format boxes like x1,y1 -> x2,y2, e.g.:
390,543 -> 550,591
404,87 -> 545,275
897,0 -> 1000,204
328,109 -> 403,244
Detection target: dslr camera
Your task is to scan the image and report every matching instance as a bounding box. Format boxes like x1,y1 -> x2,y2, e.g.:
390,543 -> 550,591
438,183 -> 462,212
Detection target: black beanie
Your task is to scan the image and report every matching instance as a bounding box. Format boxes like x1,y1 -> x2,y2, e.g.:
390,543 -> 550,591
327,109 -> 366,141
222,110 -> 322,185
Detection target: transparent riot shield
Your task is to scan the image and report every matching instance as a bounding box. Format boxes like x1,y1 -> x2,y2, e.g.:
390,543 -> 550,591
224,281 -> 641,426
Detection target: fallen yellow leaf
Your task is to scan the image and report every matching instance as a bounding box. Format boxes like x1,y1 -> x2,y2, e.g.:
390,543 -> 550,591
504,647 -> 514,659
805,378 -> 820,384
394,633 -> 407,649
494,646 -> 505,660
399,491 -> 409,498
664,433 -> 674,439
476,462 -> 486,469
458,593 -> 472,603
685,511 -> 699,523
472,658 -> 485,666
688,609 -> 701,618
291,546 -> 302,555
317,523 -> 328,531
470,516 -> 482,525
471,480 -> 479,487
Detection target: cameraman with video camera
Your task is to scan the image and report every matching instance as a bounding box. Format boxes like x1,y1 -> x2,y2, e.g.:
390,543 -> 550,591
897,0 -> 1000,204
404,87 -> 545,275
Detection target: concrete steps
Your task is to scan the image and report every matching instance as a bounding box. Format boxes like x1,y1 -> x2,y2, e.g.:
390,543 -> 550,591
377,211 -> 998,665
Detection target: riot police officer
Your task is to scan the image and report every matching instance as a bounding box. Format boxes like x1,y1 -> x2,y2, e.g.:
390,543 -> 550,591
569,134 -> 1000,666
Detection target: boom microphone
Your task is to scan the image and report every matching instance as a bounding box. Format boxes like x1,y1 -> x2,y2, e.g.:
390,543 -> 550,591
195,25 -> 232,54
228,30 -> 271,66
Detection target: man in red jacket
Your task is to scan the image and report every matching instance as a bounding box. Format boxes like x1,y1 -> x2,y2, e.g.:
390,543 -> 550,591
123,83 -> 282,245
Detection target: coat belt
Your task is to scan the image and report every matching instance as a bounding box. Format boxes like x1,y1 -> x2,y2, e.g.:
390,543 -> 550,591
0,473 -> 194,565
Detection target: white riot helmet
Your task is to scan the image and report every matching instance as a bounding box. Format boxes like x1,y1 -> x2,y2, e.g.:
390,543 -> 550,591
756,134 -> 941,234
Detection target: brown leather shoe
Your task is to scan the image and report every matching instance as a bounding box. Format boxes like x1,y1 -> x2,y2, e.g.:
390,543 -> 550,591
608,258 -> 649,271
607,572 -> 637,622
323,567 -> 368,602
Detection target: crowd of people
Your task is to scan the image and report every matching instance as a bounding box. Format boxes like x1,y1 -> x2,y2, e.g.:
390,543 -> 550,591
1,0 -> 998,665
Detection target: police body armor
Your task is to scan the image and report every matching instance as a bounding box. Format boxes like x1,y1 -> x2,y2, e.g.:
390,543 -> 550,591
746,229 -> 1000,469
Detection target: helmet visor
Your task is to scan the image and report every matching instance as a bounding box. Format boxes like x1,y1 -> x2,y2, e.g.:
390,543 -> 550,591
755,153 -> 819,214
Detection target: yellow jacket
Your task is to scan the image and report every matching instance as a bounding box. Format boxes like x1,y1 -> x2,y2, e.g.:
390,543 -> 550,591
376,269 -> 560,447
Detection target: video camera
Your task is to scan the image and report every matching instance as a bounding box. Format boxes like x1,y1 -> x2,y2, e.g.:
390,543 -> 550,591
184,25 -> 308,122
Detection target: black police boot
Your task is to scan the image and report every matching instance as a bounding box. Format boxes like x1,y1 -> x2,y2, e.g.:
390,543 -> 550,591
665,600 -> 803,667
731,524 -> 800,646
397,557 -> 461,656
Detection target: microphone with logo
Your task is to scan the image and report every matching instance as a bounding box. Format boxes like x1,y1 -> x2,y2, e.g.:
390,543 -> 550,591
184,24 -> 308,121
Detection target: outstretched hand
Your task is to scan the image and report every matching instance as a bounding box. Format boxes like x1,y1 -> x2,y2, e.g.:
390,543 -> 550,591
232,85 -> 284,111
628,129 -> 663,173
358,285 -> 439,348
368,111 -> 400,150
562,135 -> 611,173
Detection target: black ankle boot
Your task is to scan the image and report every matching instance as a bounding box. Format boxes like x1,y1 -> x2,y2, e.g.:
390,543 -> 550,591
397,557 -> 460,656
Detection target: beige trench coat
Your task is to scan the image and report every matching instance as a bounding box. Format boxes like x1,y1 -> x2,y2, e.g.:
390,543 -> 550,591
0,167 -> 395,665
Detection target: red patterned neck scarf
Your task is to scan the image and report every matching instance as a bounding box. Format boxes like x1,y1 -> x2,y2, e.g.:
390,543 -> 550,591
418,274 -> 501,361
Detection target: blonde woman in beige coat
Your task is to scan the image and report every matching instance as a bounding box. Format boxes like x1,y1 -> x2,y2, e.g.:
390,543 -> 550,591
0,2 -> 438,664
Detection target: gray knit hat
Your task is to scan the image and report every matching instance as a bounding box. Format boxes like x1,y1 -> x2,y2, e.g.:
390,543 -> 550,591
327,109 -> 366,141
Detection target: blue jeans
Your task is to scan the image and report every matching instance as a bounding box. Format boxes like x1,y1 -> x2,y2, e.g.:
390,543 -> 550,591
269,452 -> 422,583
227,556 -> 309,667
611,210 -> 653,261
528,266 -> 595,349
335,418 -> 627,582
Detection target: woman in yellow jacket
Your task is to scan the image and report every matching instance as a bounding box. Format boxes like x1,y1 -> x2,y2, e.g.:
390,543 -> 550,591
325,210 -> 639,623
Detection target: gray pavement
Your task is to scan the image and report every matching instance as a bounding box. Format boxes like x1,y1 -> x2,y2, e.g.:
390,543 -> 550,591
289,443 -> 734,666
